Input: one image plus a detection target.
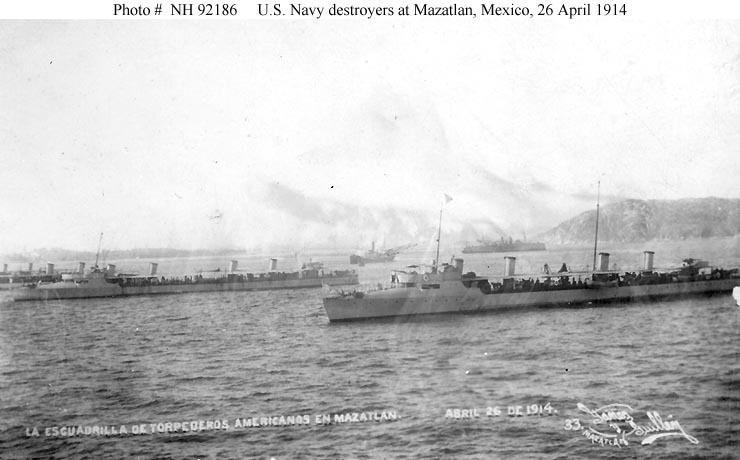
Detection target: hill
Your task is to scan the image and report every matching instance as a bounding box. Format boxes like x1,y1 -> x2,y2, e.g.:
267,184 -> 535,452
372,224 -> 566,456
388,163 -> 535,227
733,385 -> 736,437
539,198 -> 740,245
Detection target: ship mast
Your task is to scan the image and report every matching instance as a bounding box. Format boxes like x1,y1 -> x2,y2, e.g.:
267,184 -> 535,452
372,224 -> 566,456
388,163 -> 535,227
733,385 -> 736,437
435,194 -> 453,273
435,206 -> 443,273
94,232 -> 104,268
592,181 -> 600,272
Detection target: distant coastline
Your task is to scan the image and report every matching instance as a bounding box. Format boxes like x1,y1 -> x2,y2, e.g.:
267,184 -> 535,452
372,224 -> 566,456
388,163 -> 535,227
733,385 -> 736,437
6,198 -> 740,263
1,248 -> 247,263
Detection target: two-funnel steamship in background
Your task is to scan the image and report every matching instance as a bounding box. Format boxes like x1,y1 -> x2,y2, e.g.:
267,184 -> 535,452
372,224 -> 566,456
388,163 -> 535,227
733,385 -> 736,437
0,258 -> 358,302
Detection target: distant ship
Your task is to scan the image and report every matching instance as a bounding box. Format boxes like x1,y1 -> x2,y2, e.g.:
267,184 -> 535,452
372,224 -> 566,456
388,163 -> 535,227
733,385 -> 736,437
323,252 -> 740,321
462,237 -> 546,253
2,259 -> 358,302
1,263 -> 122,301
0,262 -> 60,286
349,242 -> 415,266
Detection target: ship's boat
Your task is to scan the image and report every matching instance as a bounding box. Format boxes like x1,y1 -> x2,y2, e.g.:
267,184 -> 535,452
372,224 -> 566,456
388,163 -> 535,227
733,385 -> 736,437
322,252 -> 740,322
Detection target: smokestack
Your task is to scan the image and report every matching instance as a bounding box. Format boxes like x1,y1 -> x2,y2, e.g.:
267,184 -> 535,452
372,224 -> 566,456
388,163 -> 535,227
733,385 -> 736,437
28,263 -> 33,272
46,263 -> 54,275
149,262 -> 158,276
371,241 -> 375,252
643,251 -> 654,271
598,253 -> 610,272
504,256 -> 516,277
78,262 -> 86,274
454,258 -> 464,273
229,260 -> 238,273
106,264 -> 116,274
268,258 -> 278,271
2,264 -> 7,273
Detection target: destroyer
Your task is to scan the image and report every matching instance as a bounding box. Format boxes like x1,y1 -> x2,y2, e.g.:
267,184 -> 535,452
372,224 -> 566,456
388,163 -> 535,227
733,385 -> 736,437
3,259 -> 358,302
323,252 -> 740,321
326,185 -> 740,321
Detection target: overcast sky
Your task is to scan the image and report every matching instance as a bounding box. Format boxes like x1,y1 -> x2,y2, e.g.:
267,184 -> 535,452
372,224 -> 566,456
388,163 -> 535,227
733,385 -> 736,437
1,11 -> 739,252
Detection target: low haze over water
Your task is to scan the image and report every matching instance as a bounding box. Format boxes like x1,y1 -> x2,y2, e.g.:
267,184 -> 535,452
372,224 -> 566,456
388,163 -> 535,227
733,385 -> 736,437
1,238 -> 739,459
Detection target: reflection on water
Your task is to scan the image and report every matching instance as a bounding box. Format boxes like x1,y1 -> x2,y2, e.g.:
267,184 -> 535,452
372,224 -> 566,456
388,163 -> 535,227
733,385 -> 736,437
1,238 -> 739,458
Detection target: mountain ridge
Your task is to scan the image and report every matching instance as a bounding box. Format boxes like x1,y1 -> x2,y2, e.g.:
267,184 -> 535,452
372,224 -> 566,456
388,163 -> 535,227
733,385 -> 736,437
5,197 -> 739,262
538,197 -> 740,245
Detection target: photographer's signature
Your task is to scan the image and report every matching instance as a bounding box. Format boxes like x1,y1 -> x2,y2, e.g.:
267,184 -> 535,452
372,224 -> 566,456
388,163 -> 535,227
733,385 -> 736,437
564,402 -> 699,447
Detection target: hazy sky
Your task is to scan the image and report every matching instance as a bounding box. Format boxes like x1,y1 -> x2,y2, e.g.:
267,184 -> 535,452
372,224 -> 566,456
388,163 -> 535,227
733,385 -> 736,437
1,11 -> 739,252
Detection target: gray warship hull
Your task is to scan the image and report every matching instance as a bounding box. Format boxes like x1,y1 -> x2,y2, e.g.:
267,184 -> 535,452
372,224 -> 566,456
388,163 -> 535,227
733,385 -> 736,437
324,278 -> 739,322
5,274 -> 358,302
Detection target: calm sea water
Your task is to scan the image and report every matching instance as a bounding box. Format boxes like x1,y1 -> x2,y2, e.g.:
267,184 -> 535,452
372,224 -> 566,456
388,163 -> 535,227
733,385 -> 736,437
1,238 -> 739,459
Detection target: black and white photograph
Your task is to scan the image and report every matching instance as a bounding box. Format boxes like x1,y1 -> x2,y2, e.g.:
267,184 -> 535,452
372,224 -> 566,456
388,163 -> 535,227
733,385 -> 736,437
1,1 -> 739,458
